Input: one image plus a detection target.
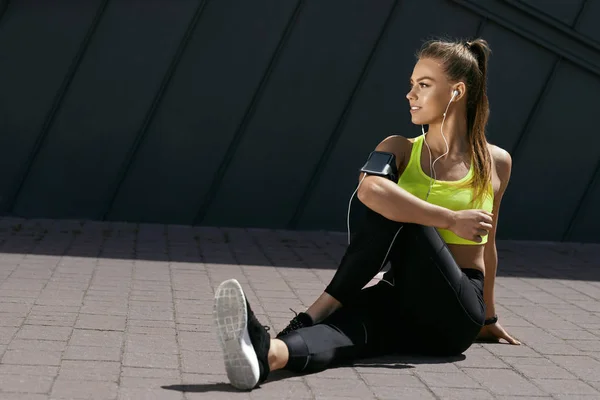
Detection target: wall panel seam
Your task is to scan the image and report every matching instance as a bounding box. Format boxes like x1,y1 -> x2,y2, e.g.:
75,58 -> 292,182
101,0 -> 210,220
0,0 -> 10,27
4,0 -> 111,214
451,0 -> 600,78
504,0 -> 598,50
286,0 -> 400,229
193,0 -> 306,225
508,58 -> 560,160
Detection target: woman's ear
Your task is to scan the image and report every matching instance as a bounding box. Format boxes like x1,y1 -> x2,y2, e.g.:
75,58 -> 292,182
453,82 -> 467,101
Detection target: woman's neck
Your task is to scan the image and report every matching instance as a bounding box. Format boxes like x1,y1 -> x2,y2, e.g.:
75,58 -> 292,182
424,113 -> 469,158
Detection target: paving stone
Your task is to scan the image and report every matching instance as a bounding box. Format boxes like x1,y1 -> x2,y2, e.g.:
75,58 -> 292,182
119,376 -> 181,389
0,327 -> 18,344
2,349 -> 62,366
0,302 -> 33,314
121,367 -> 180,379
119,388 -> 185,399
415,371 -> 482,388
176,331 -> 218,351
248,380 -> 312,399
58,361 -> 120,381
50,379 -> 118,399
0,365 -> 58,376
530,378 -> 599,395
509,363 -> 577,379
567,340 -> 600,352
79,303 -> 128,316
127,319 -> 176,328
0,374 -> 55,393
464,368 -> 547,396
15,326 -> 72,341
370,385 -> 436,399
429,387 -> 495,399
304,376 -> 374,398
454,353 -> 510,369
494,396 -> 552,400
74,315 -> 126,331
360,372 -> 424,387
0,394 -> 48,400
69,329 -> 123,348
546,355 -> 600,382
8,339 -> 67,352
63,346 -> 121,362
24,315 -> 77,327
481,343 -> 542,357
123,352 -> 179,369
181,350 -> 224,374
0,314 -> 26,327
527,342 -> 584,356
547,329 -> 599,340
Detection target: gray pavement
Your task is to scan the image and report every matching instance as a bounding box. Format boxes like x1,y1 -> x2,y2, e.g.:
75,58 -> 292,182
0,217 -> 599,399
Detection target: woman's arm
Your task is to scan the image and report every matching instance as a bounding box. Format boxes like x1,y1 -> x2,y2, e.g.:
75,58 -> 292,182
357,135 -> 456,229
478,146 -> 520,345
483,146 -> 512,319
358,176 -> 456,229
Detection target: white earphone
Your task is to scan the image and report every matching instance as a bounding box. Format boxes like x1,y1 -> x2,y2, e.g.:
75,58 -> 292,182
422,88 -> 459,199
445,90 -> 459,115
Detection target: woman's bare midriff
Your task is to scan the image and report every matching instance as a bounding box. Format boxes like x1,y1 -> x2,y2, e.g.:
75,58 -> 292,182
447,243 -> 486,275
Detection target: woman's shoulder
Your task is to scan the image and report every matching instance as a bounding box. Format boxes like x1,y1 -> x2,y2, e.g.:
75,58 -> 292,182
374,135 -> 414,173
375,134 -> 414,153
487,142 -> 512,187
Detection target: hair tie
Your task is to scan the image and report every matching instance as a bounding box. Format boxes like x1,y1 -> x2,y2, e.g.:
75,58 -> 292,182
465,41 -> 472,50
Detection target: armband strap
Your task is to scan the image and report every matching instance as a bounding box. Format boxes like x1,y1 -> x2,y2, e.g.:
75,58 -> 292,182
484,315 -> 498,326
359,151 -> 398,182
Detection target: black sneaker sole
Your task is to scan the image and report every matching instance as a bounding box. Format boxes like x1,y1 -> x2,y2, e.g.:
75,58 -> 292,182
213,278 -> 260,390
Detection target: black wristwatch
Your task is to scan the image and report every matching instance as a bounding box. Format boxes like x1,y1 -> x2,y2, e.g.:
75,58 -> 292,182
484,315 -> 498,326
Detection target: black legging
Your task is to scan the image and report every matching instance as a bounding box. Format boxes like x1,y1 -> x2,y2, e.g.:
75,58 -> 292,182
279,207 -> 486,373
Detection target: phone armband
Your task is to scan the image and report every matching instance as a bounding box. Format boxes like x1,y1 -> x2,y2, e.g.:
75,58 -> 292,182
360,151 -> 398,182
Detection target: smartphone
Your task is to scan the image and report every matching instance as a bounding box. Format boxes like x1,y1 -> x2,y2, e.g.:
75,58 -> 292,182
360,151 -> 397,181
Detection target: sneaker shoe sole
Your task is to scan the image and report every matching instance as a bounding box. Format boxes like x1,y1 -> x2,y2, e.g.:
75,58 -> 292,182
213,278 -> 260,390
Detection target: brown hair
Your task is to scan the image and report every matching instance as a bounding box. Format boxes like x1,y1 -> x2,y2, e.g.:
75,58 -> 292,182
417,38 -> 493,206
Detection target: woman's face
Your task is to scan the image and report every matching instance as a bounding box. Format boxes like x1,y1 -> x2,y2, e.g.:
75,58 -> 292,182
406,57 -> 454,125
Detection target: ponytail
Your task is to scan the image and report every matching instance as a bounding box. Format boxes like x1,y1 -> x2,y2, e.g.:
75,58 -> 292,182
465,39 -> 493,207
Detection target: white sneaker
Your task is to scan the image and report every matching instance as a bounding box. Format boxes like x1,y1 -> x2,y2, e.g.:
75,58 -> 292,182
213,279 -> 268,390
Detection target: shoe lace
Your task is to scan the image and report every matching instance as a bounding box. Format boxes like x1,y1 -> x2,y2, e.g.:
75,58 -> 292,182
277,309 -> 305,336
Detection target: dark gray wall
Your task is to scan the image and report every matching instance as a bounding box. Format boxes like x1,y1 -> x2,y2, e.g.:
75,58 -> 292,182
1,0 -> 599,243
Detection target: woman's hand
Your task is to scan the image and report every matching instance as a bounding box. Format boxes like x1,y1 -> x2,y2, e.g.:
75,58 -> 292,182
477,321 -> 521,345
447,209 -> 494,243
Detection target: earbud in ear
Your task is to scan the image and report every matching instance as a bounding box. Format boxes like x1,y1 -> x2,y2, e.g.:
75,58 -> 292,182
444,90 -> 460,117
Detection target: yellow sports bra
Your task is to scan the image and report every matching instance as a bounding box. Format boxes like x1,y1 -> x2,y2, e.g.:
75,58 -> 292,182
397,135 -> 494,245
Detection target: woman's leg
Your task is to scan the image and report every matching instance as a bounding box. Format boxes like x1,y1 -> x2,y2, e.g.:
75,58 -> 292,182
324,207 -> 406,306
277,207 -> 406,337
386,224 -> 486,355
279,282 -> 398,373
268,338 -> 289,371
213,277 -> 396,390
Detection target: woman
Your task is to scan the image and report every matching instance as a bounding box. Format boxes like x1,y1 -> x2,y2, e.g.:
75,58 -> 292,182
212,38 -> 521,391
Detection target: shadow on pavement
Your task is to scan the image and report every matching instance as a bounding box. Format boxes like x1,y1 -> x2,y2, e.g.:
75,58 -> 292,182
161,383 -> 241,393
1,217 -> 599,281
161,354 -> 465,393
